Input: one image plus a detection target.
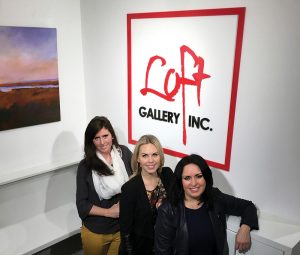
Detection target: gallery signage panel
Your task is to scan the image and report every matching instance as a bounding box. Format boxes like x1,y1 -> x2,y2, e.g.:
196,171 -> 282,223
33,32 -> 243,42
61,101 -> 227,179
127,8 -> 246,170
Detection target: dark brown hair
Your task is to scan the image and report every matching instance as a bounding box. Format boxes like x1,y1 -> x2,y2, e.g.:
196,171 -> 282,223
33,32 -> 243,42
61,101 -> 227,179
84,116 -> 119,175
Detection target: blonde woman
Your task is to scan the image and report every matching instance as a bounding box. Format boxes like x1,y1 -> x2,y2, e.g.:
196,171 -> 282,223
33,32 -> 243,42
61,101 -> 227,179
119,134 -> 173,255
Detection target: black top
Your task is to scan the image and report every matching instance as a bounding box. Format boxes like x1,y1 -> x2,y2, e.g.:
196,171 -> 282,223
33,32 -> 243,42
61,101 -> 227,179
155,188 -> 259,255
185,205 -> 217,255
119,167 -> 174,255
76,145 -> 132,234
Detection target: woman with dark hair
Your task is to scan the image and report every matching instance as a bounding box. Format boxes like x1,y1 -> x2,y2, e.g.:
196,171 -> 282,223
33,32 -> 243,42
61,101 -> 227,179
76,116 -> 132,255
119,134 -> 174,255
155,154 -> 259,255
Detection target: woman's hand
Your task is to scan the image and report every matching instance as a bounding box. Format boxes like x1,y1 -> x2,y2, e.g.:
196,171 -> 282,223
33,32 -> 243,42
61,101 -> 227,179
107,202 -> 120,218
156,198 -> 163,208
235,224 -> 251,253
89,202 -> 120,218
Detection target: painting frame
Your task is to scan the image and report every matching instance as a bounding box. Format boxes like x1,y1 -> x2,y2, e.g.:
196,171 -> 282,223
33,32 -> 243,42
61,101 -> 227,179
0,26 -> 61,131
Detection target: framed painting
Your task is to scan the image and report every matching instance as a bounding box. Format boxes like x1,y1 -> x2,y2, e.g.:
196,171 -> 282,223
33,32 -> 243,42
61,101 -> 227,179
0,26 -> 60,131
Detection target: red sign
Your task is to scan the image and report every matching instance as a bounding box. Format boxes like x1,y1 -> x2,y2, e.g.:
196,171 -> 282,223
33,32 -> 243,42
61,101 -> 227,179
127,8 -> 246,171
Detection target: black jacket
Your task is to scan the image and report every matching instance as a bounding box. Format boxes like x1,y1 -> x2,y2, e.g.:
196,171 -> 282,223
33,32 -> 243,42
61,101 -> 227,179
119,167 -> 174,255
155,188 -> 259,255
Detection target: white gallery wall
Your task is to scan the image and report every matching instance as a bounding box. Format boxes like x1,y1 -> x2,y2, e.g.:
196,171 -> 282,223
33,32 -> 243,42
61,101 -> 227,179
80,0 -> 300,224
0,0 -> 87,183
0,1 -> 86,251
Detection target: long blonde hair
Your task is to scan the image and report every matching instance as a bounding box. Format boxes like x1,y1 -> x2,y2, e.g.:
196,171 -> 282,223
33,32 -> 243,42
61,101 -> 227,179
131,134 -> 165,176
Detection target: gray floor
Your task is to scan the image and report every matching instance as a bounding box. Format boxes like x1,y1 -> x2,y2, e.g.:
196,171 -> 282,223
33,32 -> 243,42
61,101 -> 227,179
34,233 -> 83,255
36,250 -> 83,255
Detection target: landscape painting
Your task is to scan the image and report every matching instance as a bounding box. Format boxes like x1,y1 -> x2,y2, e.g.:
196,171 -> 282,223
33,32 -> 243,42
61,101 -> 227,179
0,26 -> 60,131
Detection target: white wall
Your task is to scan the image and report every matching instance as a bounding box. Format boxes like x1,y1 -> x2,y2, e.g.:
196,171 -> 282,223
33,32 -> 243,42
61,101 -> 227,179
0,3 -> 87,252
0,165 -> 77,228
0,0 -> 87,184
80,0 -> 300,224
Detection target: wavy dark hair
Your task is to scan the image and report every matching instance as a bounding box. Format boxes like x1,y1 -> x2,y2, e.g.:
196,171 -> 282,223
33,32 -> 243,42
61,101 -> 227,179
84,116 -> 120,175
169,154 -> 214,207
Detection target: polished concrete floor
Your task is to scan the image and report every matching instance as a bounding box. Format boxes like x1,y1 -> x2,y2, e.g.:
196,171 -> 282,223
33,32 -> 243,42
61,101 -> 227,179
34,233 -> 83,255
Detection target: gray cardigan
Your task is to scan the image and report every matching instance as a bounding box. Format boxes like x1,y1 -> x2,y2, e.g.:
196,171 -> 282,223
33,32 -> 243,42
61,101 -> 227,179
76,145 -> 132,234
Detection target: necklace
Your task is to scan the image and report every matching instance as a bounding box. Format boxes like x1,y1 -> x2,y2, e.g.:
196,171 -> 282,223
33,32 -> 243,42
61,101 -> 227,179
142,174 -> 160,192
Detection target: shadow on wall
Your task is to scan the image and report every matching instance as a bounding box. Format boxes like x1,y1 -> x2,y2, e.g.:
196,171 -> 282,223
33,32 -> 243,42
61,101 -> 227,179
211,168 -> 261,224
44,131 -> 81,213
51,131 -> 82,165
115,127 -> 128,147
164,154 -> 180,172
211,168 -> 234,196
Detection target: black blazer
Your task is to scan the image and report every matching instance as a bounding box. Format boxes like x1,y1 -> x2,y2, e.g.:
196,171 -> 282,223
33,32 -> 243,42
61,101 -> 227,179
119,167 -> 173,254
155,188 -> 259,255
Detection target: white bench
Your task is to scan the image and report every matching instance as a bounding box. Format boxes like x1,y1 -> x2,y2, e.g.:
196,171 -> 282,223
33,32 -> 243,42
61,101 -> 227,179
227,214 -> 300,255
0,158 -> 82,255
0,202 -> 81,255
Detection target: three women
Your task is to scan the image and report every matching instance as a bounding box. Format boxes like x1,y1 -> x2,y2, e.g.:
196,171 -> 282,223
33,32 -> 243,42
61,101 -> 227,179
77,116 -> 258,255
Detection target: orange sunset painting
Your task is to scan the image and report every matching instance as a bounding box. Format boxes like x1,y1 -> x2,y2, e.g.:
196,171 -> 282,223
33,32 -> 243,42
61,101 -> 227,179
0,26 -> 60,131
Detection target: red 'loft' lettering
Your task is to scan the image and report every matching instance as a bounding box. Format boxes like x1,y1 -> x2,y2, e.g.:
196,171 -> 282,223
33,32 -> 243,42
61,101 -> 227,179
140,45 -> 211,145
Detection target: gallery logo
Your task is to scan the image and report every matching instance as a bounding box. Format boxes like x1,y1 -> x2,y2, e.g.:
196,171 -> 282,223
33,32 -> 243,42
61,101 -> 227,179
128,8 -> 246,170
140,45 -> 211,145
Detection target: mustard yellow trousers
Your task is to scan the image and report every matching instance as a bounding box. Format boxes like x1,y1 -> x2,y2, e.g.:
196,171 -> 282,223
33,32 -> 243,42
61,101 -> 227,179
81,225 -> 121,255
